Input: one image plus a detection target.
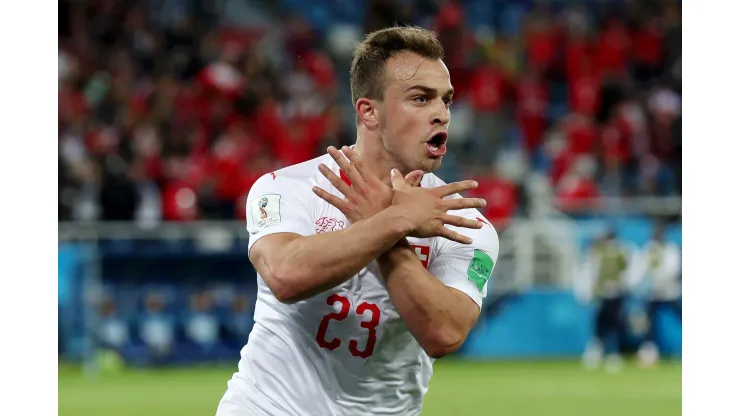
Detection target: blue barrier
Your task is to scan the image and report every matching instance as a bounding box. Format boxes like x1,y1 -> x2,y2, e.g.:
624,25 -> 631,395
58,218 -> 681,363
462,289 -> 682,359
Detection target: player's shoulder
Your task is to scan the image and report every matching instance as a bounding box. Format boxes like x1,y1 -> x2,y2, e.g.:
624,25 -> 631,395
250,154 -> 332,193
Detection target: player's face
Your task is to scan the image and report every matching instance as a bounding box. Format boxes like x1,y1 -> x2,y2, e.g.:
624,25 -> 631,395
377,53 -> 453,173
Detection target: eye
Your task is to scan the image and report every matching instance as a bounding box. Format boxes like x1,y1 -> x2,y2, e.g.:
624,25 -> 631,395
413,95 -> 428,103
443,97 -> 453,106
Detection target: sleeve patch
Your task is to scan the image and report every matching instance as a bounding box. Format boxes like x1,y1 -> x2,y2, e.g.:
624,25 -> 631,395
251,194 -> 282,228
467,249 -> 494,292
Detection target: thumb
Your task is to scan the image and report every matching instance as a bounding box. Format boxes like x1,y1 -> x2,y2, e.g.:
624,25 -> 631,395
405,170 -> 424,187
390,169 -> 408,190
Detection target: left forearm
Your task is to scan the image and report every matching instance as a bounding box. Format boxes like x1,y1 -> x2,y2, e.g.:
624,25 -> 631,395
378,240 -> 477,358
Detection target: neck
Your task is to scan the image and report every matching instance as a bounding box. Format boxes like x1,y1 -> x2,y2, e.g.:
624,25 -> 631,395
354,131 -> 397,185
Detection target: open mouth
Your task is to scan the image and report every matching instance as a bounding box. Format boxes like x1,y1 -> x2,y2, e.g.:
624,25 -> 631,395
426,132 -> 448,157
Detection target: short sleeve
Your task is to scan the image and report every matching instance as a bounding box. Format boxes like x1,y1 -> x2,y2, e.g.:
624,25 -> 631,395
246,174 -> 316,254
428,215 -> 500,309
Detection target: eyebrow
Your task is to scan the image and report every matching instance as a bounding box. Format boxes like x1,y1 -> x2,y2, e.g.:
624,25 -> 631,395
404,85 -> 455,96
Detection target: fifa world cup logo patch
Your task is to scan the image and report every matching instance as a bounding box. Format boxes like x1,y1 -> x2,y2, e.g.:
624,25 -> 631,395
259,197 -> 269,219
252,194 -> 282,228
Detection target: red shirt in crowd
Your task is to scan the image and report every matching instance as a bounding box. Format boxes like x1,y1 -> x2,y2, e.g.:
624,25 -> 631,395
526,21 -> 558,71
162,180 -> 199,221
632,19 -> 664,67
299,50 -> 336,92
208,128 -> 262,202
469,175 -> 518,228
562,113 -> 599,155
568,69 -> 601,116
601,115 -> 634,165
273,115 -> 327,167
555,173 -> 601,213
515,72 -> 548,153
161,157 -> 208,221
597,19 -> 630,74
469,64 -> 509,112
564,34 -> 595,82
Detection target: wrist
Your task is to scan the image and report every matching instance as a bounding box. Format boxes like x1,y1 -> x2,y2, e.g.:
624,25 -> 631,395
383,205 -> 415,237
380,235 -> 413,262
390,237 -> 412,250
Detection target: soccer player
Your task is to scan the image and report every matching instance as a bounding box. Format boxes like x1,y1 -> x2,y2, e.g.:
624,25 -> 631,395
580,231 -> 631,372
636,222 -> 682,367
216,26 -> 500,416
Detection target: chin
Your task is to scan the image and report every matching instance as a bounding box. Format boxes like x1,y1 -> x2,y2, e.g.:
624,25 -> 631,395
419,157 -> 443,173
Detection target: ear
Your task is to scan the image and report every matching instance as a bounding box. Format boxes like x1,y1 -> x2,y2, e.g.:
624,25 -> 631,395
356,98 -> 379,129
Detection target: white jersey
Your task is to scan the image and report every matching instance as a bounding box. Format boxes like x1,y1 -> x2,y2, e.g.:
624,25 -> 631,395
218,153 -> 499,416
639,240 -> 682,301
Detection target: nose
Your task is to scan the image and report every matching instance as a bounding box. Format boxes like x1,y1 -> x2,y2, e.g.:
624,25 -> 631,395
431,100 -> 450,126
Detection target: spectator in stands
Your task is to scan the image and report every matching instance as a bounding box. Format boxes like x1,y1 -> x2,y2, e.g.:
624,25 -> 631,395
469,56 -> 512,166
515,64 -> 548,155
468,165 -> 519,230
99,155 -> 141,221
57,0 -> 681,223
555,155 -> 601,215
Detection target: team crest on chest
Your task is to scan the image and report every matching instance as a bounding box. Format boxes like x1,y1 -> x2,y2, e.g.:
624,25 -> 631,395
315,217 -> 345,234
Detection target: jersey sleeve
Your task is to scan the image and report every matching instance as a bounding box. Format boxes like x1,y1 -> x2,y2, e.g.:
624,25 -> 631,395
245,173 -> 316,254
427,214 -> 500,309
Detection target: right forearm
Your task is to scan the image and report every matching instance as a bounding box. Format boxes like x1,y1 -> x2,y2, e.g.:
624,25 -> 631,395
268,207 -> 409,302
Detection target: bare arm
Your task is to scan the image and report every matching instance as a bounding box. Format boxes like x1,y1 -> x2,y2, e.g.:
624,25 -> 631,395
378,239 -> 480,358
250,207 -> 409,303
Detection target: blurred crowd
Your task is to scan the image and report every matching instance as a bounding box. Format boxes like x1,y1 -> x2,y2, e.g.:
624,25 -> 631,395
58,0 -> 682,226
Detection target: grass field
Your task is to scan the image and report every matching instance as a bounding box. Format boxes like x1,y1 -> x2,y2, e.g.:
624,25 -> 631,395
59,359 -> 681,415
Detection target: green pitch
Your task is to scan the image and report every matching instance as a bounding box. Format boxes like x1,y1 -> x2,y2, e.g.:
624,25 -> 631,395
59,359 -> 681,416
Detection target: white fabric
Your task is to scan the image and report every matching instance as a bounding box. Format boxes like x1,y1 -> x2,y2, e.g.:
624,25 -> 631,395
219,153 -> 499,416
637,241 -> 682,301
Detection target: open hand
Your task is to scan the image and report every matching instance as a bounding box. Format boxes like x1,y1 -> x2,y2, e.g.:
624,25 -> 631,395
312,146 -> 423,223
389,169 -> 487,244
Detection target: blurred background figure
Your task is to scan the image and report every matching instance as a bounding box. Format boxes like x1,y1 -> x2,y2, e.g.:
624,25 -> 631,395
183,291 -> 222,359
137,291 -> 176,365
225,293 -> 255,349
95,297 -> 131,353
578,230 -> 632,372
635,221 -> 682,367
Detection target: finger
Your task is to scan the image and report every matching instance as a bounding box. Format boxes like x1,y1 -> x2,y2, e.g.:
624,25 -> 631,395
390,168 -> 409,190
438,227 -> 473,245
328,146 -> 364,187
341,147 -> 372,182
312,186 -> 351,211
442,197 -> 488,211
405,170 -> 424,187
441,214 -> 484,230
318,163 -> 355,199
432,180 -> 479,198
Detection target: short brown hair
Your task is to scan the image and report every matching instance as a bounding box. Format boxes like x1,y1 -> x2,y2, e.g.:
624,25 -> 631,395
350,26 -> 445,107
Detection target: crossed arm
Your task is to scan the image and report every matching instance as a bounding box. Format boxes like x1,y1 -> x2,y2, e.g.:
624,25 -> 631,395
378,239 -> 482,358
248,147 -> 495,357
